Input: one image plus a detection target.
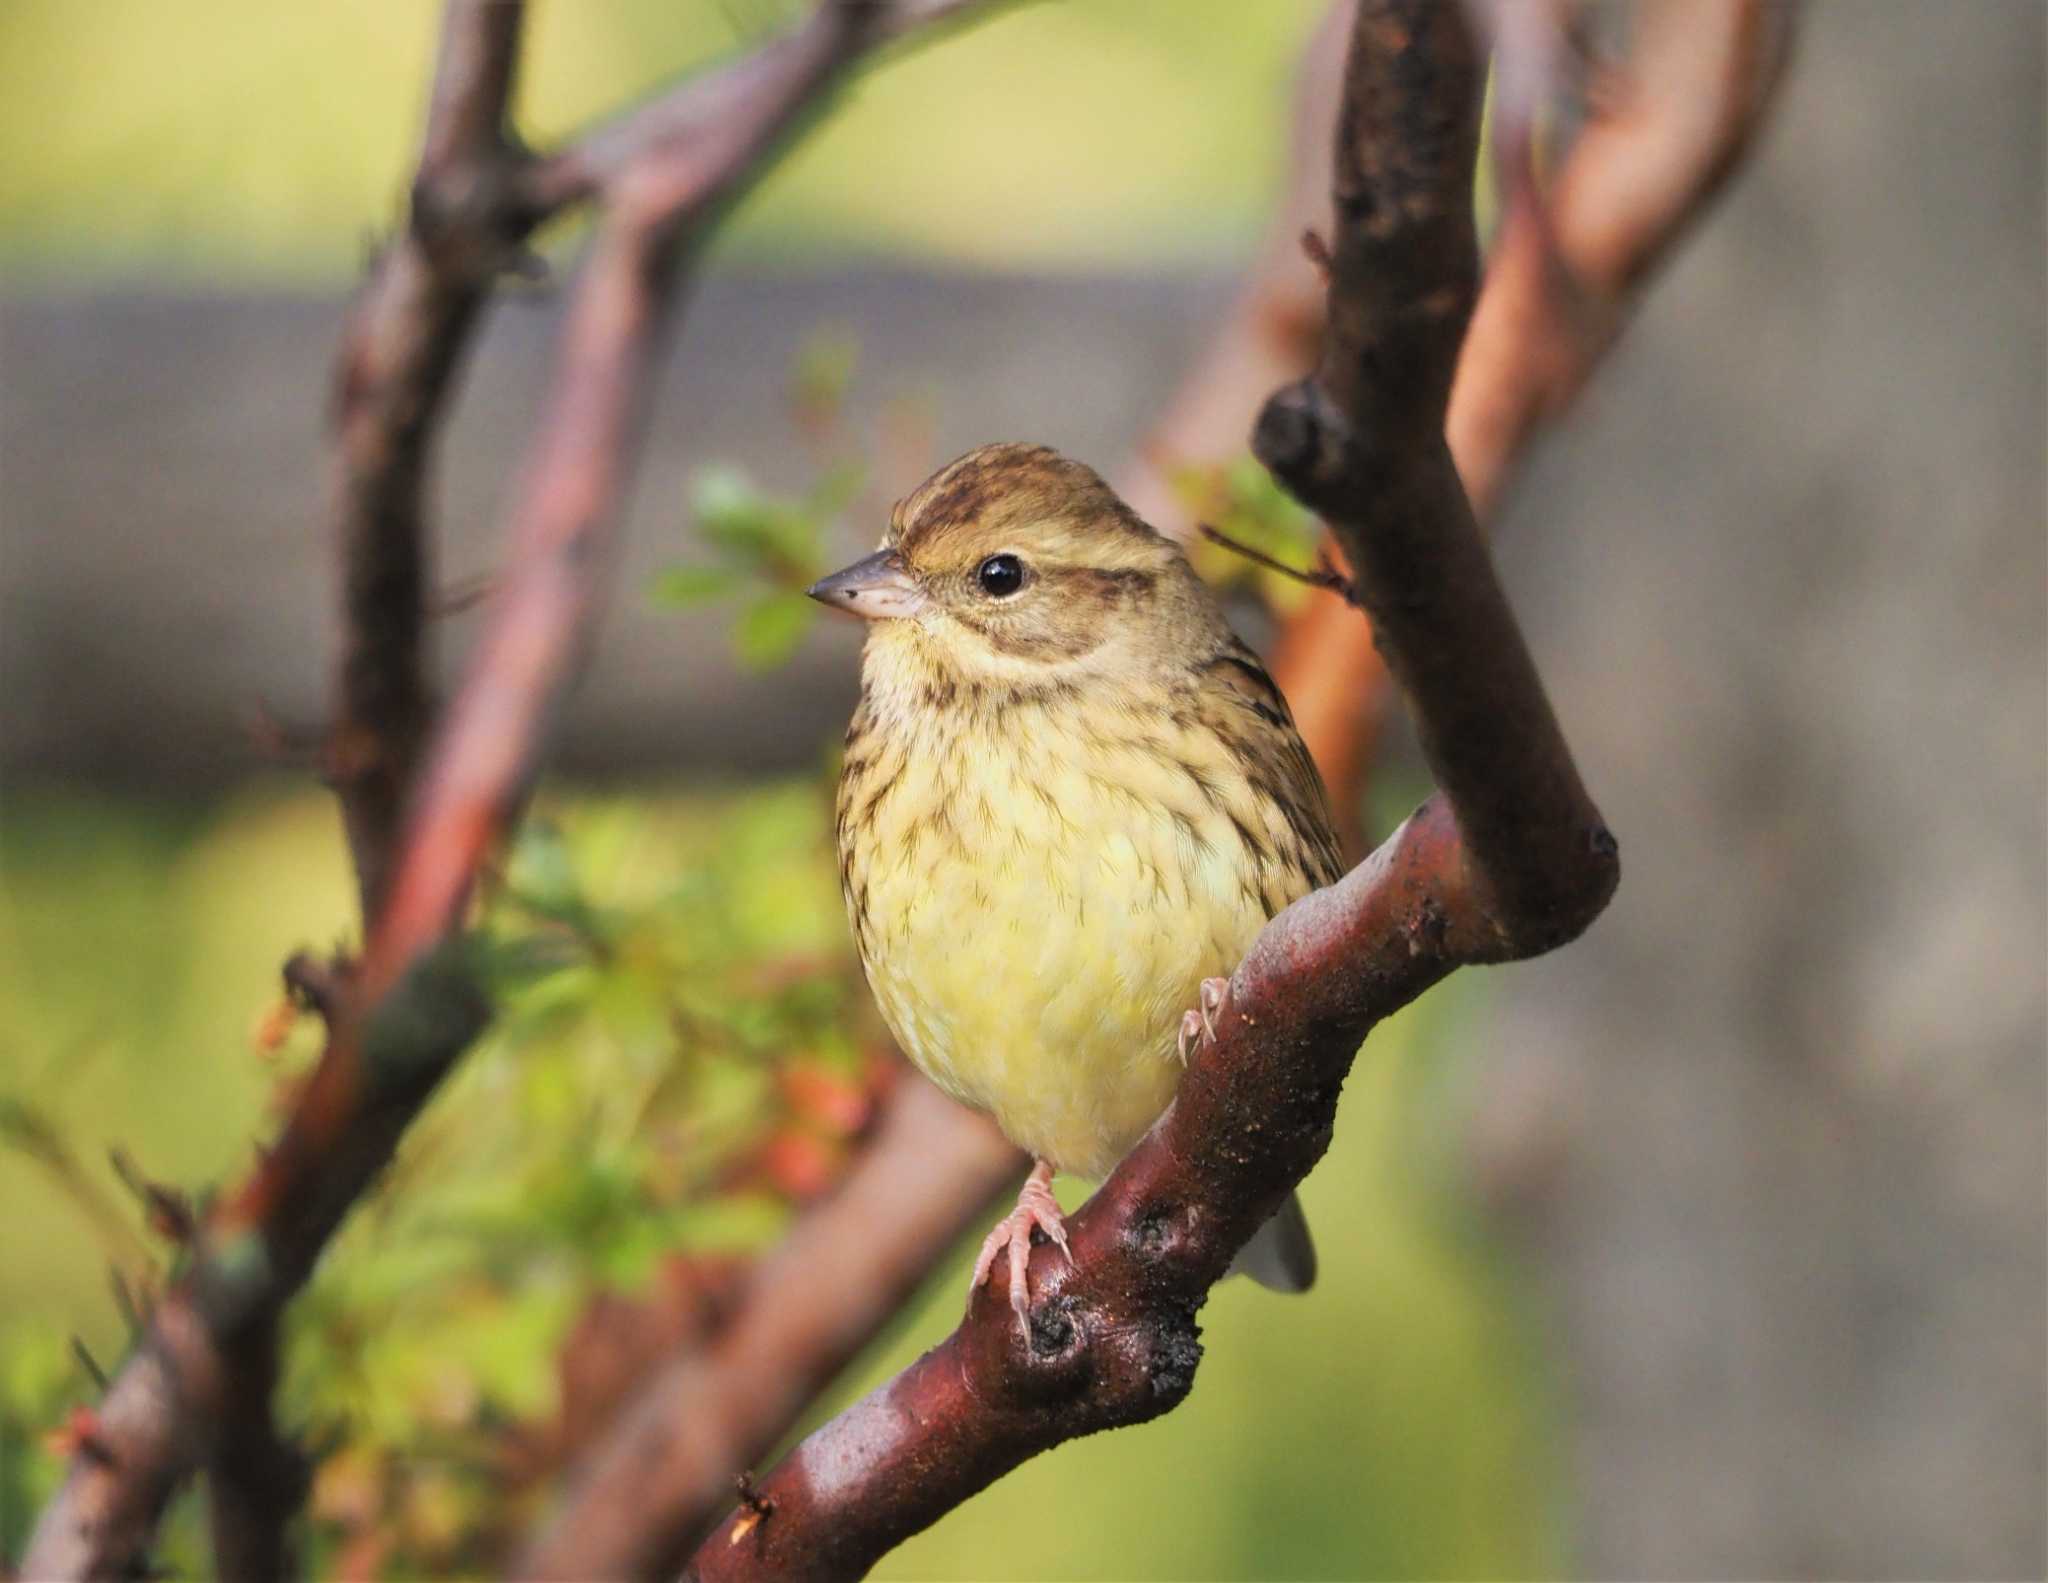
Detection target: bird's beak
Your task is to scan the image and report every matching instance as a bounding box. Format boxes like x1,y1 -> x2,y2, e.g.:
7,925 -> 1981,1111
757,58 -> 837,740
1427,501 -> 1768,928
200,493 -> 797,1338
807,548 -> 926,620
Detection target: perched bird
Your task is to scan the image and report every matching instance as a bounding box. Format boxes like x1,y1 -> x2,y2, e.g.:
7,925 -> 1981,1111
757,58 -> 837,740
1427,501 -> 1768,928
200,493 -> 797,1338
810,443 -> 1344,1317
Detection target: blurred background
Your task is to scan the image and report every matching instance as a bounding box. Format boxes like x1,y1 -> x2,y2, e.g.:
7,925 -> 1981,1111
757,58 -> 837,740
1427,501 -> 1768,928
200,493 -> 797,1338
2,2 -> 2042,1578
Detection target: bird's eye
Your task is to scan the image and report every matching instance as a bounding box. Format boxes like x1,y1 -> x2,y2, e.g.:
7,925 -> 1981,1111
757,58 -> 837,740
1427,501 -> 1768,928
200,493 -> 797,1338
976,553 -> 1025,597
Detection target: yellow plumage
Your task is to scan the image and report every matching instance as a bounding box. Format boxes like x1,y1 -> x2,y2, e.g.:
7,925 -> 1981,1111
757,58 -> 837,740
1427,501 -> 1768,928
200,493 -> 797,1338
818,443 -> 1343,1306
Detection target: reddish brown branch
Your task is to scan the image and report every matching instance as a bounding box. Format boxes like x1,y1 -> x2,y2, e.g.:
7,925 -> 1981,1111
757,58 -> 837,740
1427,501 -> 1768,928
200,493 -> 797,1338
328,0 -> 998,921
519,0 -> 990,219
682,5 -> 1616,1576
204,1322 -> 307,1583
1276,0 -> 1801,816
21,4 -> 991,1577
516,1079 -> 1022,1580
329,0 -> 531,926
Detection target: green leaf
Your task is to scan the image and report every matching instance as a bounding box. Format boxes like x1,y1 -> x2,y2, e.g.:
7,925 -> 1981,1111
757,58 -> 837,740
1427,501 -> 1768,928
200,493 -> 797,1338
805,458 -> 867,520
789,327 -> 859,422
733,591 -> 817,670
650,564 -> 743,608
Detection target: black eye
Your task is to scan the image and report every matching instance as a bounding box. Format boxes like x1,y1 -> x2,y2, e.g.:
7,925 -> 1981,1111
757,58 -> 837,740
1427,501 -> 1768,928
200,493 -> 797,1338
976,553 -> 1025,597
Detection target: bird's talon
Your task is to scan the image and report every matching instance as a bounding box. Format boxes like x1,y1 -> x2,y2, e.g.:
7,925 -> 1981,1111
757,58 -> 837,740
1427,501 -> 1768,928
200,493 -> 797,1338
1176,1008 -> 1202,1064
971,1160 -> 1070,1321
1198,976 -> 1229,1043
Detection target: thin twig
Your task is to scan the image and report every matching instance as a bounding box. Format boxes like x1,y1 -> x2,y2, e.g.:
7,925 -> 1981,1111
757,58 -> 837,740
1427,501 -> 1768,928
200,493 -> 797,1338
1196,521 -> 1356,603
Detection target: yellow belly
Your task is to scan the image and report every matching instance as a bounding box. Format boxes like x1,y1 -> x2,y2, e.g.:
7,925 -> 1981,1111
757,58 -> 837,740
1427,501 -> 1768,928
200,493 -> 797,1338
844,701 -> 1283,1180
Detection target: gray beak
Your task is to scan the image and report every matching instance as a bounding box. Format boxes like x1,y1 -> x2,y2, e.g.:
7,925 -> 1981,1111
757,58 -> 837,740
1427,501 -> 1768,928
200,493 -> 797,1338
806,548 -> 927,620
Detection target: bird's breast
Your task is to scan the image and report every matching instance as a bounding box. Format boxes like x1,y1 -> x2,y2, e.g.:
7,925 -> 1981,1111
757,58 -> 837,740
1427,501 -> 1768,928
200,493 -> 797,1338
838,686 -> 1284,1178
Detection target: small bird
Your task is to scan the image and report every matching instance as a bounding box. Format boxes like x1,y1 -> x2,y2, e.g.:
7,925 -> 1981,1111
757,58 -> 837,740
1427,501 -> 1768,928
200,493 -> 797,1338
811,443 -> 1343,1317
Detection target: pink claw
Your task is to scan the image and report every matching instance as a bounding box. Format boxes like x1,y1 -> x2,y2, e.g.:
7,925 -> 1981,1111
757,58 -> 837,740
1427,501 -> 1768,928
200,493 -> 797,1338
1198,976 -> 1229,1042
970,1159 -> 1071,1319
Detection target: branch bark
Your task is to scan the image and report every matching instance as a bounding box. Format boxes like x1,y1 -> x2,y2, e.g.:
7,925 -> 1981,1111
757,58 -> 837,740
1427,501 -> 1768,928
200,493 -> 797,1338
1275,0 -> 1801,816
21,4 -> 990,1577
681,5 -> 1617,1575
329,0 -> 530,926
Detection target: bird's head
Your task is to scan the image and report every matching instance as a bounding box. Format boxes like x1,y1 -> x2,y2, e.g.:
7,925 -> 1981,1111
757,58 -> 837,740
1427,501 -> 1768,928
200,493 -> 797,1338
808,443 -> 1204,688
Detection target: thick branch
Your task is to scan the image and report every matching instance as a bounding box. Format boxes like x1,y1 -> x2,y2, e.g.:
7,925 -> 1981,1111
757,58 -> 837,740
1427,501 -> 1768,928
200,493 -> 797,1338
1278,0 -> 1801,816
22,4 -> 982,1577
681,5 -> 1615,1576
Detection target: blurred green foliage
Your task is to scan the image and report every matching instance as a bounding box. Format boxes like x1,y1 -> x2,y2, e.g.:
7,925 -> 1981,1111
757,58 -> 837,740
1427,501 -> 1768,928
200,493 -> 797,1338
653,327 -> 883,668
0,778 -> 1563,1577
0,0 -> 1327,284
653,463 -> 851,668
1174,452 -> 1329,611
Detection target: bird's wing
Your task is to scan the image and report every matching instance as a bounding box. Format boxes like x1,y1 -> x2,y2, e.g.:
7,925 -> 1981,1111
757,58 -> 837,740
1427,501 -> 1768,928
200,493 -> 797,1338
1195,638 -> 1348,898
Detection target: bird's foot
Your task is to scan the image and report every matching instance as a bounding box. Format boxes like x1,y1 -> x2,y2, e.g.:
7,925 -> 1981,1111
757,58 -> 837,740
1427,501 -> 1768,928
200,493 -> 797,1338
1176,976 -> 1232,1063
970,1159 -> 1071,1319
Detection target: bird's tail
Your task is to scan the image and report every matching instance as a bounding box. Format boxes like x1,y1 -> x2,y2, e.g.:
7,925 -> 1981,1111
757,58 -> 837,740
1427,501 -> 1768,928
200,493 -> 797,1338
1228,1190 -> 1317,1293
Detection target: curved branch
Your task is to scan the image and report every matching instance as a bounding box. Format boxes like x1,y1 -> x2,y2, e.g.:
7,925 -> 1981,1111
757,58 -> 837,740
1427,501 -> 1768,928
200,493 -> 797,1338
1450,0 -> 1800,518
1277,0 -> 1802,816
682,5 -> 1617,1576
329,0 -> 530,925
21,4 -> 987,1577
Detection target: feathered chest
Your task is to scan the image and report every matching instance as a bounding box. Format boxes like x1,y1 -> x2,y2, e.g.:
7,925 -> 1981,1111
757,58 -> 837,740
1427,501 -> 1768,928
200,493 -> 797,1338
832,656 -> 1337,1173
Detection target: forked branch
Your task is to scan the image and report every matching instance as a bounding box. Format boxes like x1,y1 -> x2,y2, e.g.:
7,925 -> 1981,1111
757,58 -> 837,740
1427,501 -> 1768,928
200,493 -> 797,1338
682,5 -> 1616,1577
22,4 -> 991,1578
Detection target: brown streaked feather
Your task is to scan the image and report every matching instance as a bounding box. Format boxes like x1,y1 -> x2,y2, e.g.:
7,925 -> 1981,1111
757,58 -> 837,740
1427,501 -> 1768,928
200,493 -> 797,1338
1191,639 -> 1346,899
831,442 -> 1345,1211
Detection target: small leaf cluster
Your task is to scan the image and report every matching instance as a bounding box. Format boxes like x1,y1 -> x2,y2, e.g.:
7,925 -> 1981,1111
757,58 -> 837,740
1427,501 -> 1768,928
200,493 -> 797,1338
1173,453 -> 1324,610
278,787 -> 883,1574
0,785 -> 885,1578
651,327 -> 878,670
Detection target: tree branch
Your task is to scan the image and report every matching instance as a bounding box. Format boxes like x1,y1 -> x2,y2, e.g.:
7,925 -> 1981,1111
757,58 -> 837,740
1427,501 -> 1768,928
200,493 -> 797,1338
328,0 -> 997,920
329,0 -> 531,926
1276,0 -> 1801,816
518,0 -> 992,220
21,4 -> 990,1577
681,5 -> 1616,1576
